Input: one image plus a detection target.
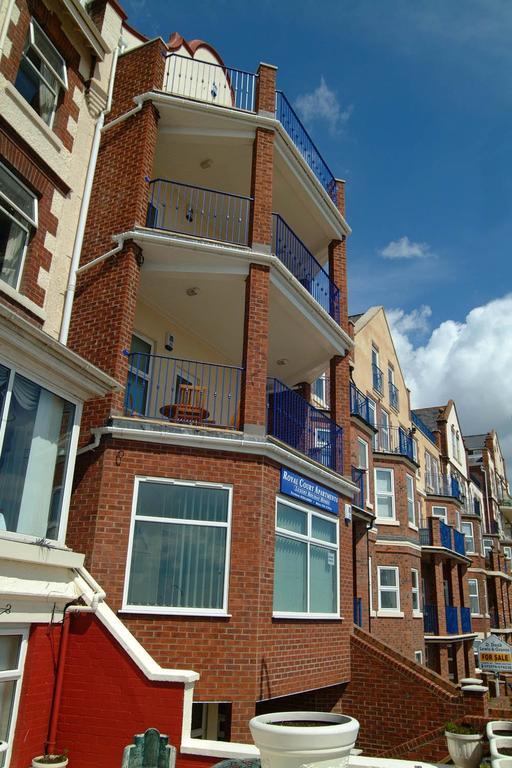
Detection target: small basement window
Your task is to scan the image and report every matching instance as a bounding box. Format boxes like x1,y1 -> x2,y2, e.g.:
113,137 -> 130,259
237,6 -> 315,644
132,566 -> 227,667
191,702 -> 231,741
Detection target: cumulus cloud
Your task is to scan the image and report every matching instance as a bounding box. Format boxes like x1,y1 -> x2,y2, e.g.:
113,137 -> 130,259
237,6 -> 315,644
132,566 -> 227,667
380,236 -> 433,260
294,77 -> 352,135
387,294 -> 512,466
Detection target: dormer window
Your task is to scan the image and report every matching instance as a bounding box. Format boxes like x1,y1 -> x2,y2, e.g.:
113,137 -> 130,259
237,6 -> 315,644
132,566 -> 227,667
0,162 -> 37,290
14,18 -> 67,127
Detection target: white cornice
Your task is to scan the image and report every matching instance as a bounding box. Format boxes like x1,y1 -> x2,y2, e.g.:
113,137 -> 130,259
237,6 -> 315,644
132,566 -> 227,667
61,0 -> 109,59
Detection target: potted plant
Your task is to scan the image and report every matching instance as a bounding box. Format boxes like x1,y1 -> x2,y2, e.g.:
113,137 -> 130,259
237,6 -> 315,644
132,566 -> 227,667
32,752 -> 68,768
445,722 -> 483,768
249,711 -> 359,768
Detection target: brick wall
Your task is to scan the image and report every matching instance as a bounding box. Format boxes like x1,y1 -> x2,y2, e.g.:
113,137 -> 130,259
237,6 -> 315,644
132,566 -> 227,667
68,438 -> 353,742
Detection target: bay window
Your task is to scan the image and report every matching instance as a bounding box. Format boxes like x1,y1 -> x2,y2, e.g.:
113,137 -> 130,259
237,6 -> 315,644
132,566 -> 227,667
0,163 -> 37,291
406,474 -> 415,525
411,568 -> 420,612
0,362 -> 77,540
378,566 -> 400,611
461,521 -> 475,553
273,497 -> 339,617
468,579 -> 479,615
124,479 -> 232,614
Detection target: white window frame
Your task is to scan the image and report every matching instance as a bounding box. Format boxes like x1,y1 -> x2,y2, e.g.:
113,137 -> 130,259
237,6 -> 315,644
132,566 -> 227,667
357,438 -> 370,503
368,396 -> 377,450
432,505 -> 447,523
122,477 -> 233,617
406,474 -> 416,526
0,627 -> 29,768
411,568 -> 421,614
483,538 -> 493,558
380,408 -> 390,451
0,162 -> 38,293
504,546 -> 512,560
468,579 -> 480,616
374,467 -> 396,521
369,556 -> 374,615
273,495 -> 340,620
414,650 -> 423,665
311,373 -> 328,408
461,521 -> 475,553
127,332 -> 154,416
0,357 -> 81,545
377,565 -> 401,615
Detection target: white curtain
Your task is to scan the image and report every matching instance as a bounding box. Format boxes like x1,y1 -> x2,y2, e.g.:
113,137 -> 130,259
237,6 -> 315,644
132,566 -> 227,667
0,217 -> 25,288
39,62 -> 56,125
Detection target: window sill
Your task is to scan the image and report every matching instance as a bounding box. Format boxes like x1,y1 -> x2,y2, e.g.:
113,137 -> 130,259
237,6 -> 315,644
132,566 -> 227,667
413,611 -> 424,619
408,523 -> 419,532
376,518 -> 400,526
376,610 -> 404,618
4,83 -> 65,153
273,612 -> 342,620
119,608 -> 232,618
0,279 -> 46,320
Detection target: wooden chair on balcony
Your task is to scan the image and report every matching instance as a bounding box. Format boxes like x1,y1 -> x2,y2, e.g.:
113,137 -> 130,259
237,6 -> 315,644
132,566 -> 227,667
160,384 -> 209,423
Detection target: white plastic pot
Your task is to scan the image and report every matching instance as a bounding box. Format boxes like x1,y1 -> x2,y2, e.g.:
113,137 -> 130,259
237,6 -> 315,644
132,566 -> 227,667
445,731 -> 483,768
32,756 -> 68,768
490,737 -> 512,760
488,722 -> 512,739
249,711 -> 360,768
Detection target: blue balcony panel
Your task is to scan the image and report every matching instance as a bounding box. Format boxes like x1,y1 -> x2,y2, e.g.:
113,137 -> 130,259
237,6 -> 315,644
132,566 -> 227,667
424,604 -> 438,634
353,597 -> 363,627
440,520 -> 452,550
460,606 -> 472,634
411,411 -> 436,444
372,363 -> 383,394
445,605 -> 459,634
453,529 -> 466,556
389,381 -> 399,411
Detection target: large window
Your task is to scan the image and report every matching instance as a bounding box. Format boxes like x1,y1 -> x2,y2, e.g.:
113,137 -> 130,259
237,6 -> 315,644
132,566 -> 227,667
126,334 -> 153,416
273,497 -> 339,617
411,568 -> 420,612
375,468 -> 395,520
0,163 -> 37,291
378,566 -> 400,611
14,18 -> 67,127
406,474 -> 415,525
461,521 -> 475,553
125,479 -> 232,614
0,363 -> 76,540
468,579 -> 479,616
432,505 -> 447,523
0,629 -> 28,768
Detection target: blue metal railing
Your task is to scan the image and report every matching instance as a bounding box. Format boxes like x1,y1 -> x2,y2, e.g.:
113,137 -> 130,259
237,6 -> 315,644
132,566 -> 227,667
460,606 -> 472,634
146,179 -> 252,246
389,381 -> 399,411
275,91 -> 338,205
440,520 -> 452,550
453,529 -> 466,556
411,411 -> 436,444
266,378 -> 343,472
424,604 -> 438,634
372,363 -> 383,394
451,475 -> 461,499
351,466 -> 365,509
272,214 -> 340,323
124,352 -> 243,429
350,381 -> 371,424
164,53 -> 257,112
446,605 -> 459,634
419,527 -> 432,546
425,472 -> 461,499
353,596 -> 363,627
375,425 -> 415,461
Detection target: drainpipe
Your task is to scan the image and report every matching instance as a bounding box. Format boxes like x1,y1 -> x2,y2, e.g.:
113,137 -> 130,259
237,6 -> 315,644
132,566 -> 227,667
59,35 -> 125,345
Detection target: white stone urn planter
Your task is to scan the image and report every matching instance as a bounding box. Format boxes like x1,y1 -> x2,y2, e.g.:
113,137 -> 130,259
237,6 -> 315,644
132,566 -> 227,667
249,711 -> 360,768
32,756 -> 69,768
445,730 -> 483,768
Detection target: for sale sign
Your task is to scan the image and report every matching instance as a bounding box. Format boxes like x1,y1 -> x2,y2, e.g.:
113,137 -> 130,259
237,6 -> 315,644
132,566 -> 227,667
478,635 -> 512,673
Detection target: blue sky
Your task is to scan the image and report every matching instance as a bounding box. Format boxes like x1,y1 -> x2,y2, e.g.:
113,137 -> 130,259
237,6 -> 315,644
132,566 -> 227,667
124,0 -> 512,459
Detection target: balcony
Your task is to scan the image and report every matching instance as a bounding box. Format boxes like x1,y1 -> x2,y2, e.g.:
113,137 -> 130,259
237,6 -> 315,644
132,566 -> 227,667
266,378 -> 343,473
445,605 -> 459,634
425,472 -> 461,500
164,53 -> 257,112
374,425 -> 415,462
424,604 -> 438,634
372,363 -> 383,395
389,381 -> 399,411
460,606 -> 472,634
411,411 -> 436,444
146,179 -> 252,246
419,519 -> 466,557
124,353 -> 243,429
351,466 -> 365,510
350,381 -> 372,425
353,596 -> 363,627
275,91 -> 337,205
453,529 -> 466,556
272,214 -> 340,323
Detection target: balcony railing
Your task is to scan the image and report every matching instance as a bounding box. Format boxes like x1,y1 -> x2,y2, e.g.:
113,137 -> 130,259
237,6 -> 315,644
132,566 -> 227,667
424,604 -> 438,634
266,378 -> 343,472
146,179 -> 252,246
490,608 -> 500,628
372,363 -> 383,394
446,605 -> 459,634
124,353 -> 243,429
164,53 -> 257,112
419,527 -> 431,546
275,91 -> 337,205
425,472 -> 462,499
389,381 -> 399,411
374,425 -> 415,461
411,411 -> 436,444
351,466 -> 365,510
440,520 -> 452,550
460,606 -> 472,634
272,214 -> 340,323
453,529 -> 466,556
350,382 -> 371,424
353,596 -> 363,627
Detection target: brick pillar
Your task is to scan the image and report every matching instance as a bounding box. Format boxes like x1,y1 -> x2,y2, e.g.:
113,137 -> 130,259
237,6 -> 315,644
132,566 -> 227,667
249,128 -> 274,251
433,555 -> 447,634
453,641 -> 465,683
295,381 -> 312,402
255,62 -> 277,116
240,264 -> 270,434
439,645 -> 450,679
464,639 -> 476,677
230,700 -> 256,744
329,355 -> 350,475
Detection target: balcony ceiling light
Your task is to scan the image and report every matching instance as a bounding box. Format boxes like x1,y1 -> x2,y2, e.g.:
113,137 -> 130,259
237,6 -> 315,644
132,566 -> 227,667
186,287 -> 200,296
277,358 -> 288,366
200,158 -> 213,169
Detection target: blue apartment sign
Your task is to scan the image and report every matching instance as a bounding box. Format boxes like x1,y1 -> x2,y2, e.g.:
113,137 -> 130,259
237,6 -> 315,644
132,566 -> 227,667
280,468 -> 339,515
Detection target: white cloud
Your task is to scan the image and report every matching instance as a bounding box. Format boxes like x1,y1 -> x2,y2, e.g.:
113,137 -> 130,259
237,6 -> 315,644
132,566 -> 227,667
294,77 -> 352,135
380,236 -> 432,260
388,294 -> 512,467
